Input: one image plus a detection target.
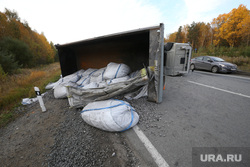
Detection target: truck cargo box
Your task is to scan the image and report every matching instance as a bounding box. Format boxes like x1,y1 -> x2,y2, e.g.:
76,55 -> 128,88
55,23 -> 165,103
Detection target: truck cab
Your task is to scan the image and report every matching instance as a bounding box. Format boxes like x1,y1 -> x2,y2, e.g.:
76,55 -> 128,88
164,42 -> 192,76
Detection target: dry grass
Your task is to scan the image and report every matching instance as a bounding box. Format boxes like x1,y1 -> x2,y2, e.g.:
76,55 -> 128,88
16,71 -> 46,87
0,63 -> 61,127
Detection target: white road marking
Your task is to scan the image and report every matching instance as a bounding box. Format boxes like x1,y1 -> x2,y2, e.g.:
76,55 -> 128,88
133,125 -> 169,167
188,80 -> 250,99
194,71 -> 250,80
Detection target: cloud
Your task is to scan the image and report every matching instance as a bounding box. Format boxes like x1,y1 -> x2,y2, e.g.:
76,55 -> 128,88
183,0 -> 226,24
1,0 -> 162,43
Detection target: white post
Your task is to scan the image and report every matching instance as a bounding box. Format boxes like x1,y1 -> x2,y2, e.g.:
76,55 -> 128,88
34,87 -> 46,112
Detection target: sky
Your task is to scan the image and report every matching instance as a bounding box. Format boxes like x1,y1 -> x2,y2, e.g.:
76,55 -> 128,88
0,0 -> 249,44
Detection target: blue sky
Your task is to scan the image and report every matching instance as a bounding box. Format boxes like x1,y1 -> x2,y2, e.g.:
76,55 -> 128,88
0,0 -> 249,44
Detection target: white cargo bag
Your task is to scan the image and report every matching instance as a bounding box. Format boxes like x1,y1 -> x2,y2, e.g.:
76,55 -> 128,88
106,76 -> 130,85
54,84 -> 67,99
81,100 -> 139,132
82,82 -> 99,89
76,68 -> 97,86
103,62 -> 130,80
98,81 -> 107,88
91,68 -> 106,77
45,76 -> 63,90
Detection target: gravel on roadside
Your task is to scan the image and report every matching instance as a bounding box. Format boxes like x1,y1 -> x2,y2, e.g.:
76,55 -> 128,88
0,89 -> 161,167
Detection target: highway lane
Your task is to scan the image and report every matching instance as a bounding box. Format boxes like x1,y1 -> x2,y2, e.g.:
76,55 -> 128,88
127,71 -> 250,167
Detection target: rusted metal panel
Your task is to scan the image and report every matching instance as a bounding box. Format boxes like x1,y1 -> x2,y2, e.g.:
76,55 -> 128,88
148,23 -> 164,103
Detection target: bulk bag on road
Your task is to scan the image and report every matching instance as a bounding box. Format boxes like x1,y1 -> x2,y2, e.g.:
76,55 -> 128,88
54,84 -> 67,99
81,100 -> 139,132
52,70 -> 83,98
103,62 -> 130,80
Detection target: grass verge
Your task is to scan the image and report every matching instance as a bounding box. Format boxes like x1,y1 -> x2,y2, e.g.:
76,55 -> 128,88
0,63 -> 61,127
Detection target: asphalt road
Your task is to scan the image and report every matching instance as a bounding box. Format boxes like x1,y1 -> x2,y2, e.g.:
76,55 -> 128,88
126,70 -> 250,167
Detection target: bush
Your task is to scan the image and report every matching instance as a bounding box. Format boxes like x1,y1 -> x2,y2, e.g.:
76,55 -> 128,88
0,37 -> 33,68
0,64 -> 7,81
240,46 -> 250,57
207,44 -> 216,56
0,50 -> 19,74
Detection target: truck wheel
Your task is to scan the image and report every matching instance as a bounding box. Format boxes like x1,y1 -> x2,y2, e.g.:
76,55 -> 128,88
211,66 -> 218,73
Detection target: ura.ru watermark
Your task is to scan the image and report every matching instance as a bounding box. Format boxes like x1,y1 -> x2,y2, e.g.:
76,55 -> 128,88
200,153 -> 242,162
192,147 -> 250,167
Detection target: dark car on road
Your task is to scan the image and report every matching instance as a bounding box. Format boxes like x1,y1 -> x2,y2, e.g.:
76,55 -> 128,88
190,56 -> 237,73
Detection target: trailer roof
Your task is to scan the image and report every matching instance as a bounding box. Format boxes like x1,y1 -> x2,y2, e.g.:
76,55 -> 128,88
55,24 -> 162,48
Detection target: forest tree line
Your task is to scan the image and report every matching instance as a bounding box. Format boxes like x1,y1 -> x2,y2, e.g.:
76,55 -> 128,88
165,4 -> 250,54
0,8 -> 57,74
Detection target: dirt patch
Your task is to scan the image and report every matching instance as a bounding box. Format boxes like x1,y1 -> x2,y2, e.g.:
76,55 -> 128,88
0,90 -> 140,167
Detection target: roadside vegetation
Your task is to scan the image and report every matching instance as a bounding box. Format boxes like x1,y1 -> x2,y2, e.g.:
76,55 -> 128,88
0,63 -> 61,127
165,4 -> 250,72
0,8 -> 60,127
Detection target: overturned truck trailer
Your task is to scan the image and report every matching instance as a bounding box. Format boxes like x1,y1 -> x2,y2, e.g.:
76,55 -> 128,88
55,23 -> 165,104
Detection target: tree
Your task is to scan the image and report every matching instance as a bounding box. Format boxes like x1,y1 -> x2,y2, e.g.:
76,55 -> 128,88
0,9 -> 57,69
212,4 -> 250,47
4,8 -> 20,21
198,22 -> 213,48
0,50 -> 19,74
175,26 -> 184,43
0,13 -> 8,39
166,32 -> 177,42
50,41 -> 58,61
182,24 -> 189,43
237,13 -> 250,46
188,22 -> 200,49
0,37 -> 33,67
212,13 -> 229,47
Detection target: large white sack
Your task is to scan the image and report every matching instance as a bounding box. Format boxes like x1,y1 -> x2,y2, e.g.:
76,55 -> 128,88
76,69 -> 85,77
81,100 -> 139,132
46,69 -> 84,90
82,82 -> 99,89
103,62 -> 130,80
106,76 -> 130,85
76,77 -> 90,87
76,68 -> 97,86
45,77 -> 63,90
54,84 -> 67,99
98,81 -> 107,88
92,67 -> 106,77
90,67 -> 106,83
62,70 -> 82,83
90,75 -> 102,83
